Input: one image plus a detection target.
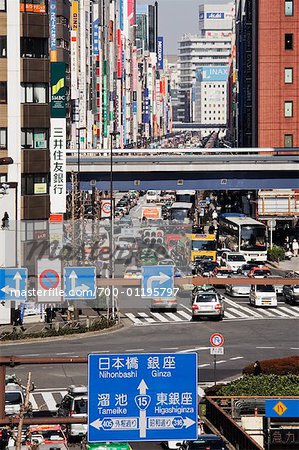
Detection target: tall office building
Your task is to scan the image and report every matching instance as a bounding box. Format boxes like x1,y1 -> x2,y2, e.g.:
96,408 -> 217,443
177,2 -> 233,122
236,0 -> 299,148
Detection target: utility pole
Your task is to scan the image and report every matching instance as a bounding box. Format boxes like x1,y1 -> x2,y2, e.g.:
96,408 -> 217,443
16,372 -> 32,450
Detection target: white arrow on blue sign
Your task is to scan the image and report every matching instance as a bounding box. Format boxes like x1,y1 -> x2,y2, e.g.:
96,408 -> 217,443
0,268 -> 27,301
88,353 -> 198,442
64,267 -> 96,299
142,266 -> 174,298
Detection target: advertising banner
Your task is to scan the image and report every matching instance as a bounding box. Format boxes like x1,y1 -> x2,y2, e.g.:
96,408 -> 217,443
92,19 -> 99,56
157,37 -> 164,70
49,0 -> 57,58
71,32 -> 78,99
50,118 -> 66,214
71,0 -> 79,31
51,62 -> 66,118
117,29 -> 122,78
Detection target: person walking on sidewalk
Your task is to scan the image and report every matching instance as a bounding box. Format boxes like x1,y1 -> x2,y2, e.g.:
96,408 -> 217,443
292,239 -> 298,257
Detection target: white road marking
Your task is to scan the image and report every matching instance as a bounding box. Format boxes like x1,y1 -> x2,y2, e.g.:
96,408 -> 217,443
268,309 -> 289,318
56,352 -> 74,355
256,346 -> 276,349
258,308 -> 276,317
160,347 -> 179,350
239,306 -> 264,318
215,360 -> 226,364
41,392 -> 58,411
230,357 -> 244,361
227,307 -> 248,318
290,347 -> 299,350
151,312 -> 170,322
180,303 -> 193,313
179,347 -> 210,353
29,394 -> 39,410
176,310 -> 192,320
165,312 -> 183,322
198,363 -> 210,368
125,313 -> 143,324
125,348 -> 144,352
280,306 -> 299,317
26,354 -> 41,357
223,310 -> 235,319
138,312 -> 156,323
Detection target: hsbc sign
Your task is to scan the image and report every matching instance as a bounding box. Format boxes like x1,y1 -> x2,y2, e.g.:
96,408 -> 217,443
206,12 -> 225,19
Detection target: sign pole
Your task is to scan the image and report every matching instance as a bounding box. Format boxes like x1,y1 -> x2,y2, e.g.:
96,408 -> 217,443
213,355 -> 217,386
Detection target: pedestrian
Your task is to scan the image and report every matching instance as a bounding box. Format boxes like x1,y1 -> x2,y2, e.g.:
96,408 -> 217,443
13,307 -> 25,331
253,360 -> 262,376
208,224 -> 215,234
212,209 -> 218,221
1,212 -> 9,230
0,426 -> 10,450
292,239 -> 298,257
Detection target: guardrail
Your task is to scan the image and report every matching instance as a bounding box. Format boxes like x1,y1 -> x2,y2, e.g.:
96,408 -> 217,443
206,396 -> 264,450
65,147 -> 299,157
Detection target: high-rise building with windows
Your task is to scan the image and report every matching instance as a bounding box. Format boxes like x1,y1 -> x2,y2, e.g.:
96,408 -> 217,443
236,0 -> 299,148
177,2 -> 234,122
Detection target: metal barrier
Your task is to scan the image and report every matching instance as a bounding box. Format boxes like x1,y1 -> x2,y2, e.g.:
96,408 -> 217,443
206,396 -> 264,450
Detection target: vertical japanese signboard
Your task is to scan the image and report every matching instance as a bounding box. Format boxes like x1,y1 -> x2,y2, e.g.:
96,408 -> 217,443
157,37 -> 164,70
50,119 -> 66,214
49,0 -> 57,62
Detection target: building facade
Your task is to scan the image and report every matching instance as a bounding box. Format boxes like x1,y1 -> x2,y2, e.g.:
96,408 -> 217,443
236,0 -> 299,148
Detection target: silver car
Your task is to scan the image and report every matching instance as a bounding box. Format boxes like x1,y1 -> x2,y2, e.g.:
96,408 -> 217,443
191,291 -> 225,321
225,275 -> 251,297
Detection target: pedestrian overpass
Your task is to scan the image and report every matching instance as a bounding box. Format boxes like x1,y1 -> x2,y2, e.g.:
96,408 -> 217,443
66,147 -> 299,191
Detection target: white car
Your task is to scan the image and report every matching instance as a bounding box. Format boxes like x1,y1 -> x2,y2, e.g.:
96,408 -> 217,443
225,275 -> 251,297
220,252 -> 247,272
249,285 -> 277,307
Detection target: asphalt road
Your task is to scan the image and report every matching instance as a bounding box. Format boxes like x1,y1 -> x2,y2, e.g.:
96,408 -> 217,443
1,314 -> 297,389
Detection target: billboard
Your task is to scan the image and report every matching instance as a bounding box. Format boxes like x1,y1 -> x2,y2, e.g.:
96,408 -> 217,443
206,12 -> 225,19
51,62 -> 66,118
92,19 -> 99,56
197,66 -> 229,82
157,36 -> 164,70
49,0 -> 57,55
50,118 -> 66,214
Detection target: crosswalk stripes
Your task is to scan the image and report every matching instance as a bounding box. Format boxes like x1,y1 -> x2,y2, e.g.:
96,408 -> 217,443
124,303 -> 299,326
29,390 -> 67,411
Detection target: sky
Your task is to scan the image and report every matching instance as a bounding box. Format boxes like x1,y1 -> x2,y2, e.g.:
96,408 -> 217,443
137,0 -> 232,55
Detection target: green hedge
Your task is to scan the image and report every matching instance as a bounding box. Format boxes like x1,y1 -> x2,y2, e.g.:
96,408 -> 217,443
217,374 -> 299,396
267,245 -> 285,262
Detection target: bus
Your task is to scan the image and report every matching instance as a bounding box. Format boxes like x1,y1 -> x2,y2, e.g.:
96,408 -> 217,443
175,190 -> 196,204
169,202 -> 194,224
218,214 -> 267,262
190,234 -> 217,262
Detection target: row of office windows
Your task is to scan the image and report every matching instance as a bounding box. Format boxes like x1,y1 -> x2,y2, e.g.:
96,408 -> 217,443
0,128 -> 48,149
0,82 -> 48,103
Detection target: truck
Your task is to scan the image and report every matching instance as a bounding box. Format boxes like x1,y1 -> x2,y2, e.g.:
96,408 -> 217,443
257,189 -> 299,218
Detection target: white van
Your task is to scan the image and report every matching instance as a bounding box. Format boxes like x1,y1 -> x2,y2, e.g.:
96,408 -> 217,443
249,285 -> 277,307
146,190 -> 160,203
5,383 -> 25,415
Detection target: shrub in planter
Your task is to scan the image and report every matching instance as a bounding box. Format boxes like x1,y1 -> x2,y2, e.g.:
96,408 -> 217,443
267,245 -> 285,262
243,356 -> 299,375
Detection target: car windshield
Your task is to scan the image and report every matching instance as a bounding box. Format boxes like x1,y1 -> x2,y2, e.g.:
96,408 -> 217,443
33,430 -> 65,440
254,270 -> 271,276
5,392 -> 22,404
192,240 -> 216,251
218,270 -> 232,275
256,285 -> 275,292
74,399 -> 87,414
196,294 -> 218,303
227,255 -> 246,261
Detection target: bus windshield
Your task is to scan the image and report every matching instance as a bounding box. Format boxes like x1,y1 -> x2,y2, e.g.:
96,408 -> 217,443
240,226 -> 266,251
171,209 -> 191,222
192,240 -> 216,251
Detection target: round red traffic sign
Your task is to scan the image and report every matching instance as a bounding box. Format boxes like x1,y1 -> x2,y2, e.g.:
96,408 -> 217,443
102,202 -> 111,214
210,333 -> 224,347
39,269 -> 60,290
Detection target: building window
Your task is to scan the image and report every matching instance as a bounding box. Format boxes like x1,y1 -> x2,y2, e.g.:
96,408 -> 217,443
284,68 -> 293,83
21,38 -> 48,58
0,128 -> 7,148
21,83 -> 48,103
0,82 -> 7,104
21,173 -> 49,196
285,33 -> 293,50
284,134 -> 293,147
285,1 -> 293,16
21,129 -> 48,149
284,101 -> 293,117
0,36 -> 6,57
0,0 -> 6,12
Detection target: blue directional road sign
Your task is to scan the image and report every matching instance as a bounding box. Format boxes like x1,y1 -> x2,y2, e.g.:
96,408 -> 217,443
64,266 -> 96,299
142,266 -> 174,298
265,399 -> 299,418
0,268 -> 27,301
88,353 -> 198,442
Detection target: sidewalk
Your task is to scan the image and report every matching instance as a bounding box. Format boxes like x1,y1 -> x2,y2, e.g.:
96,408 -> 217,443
267,256 -> 299,273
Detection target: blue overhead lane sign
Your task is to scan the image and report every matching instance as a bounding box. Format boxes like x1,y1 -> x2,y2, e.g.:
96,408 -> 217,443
64,266 -> 96,299
0,268 -> 27,301
142,265 -> 174,298
88,353 -> 198,442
